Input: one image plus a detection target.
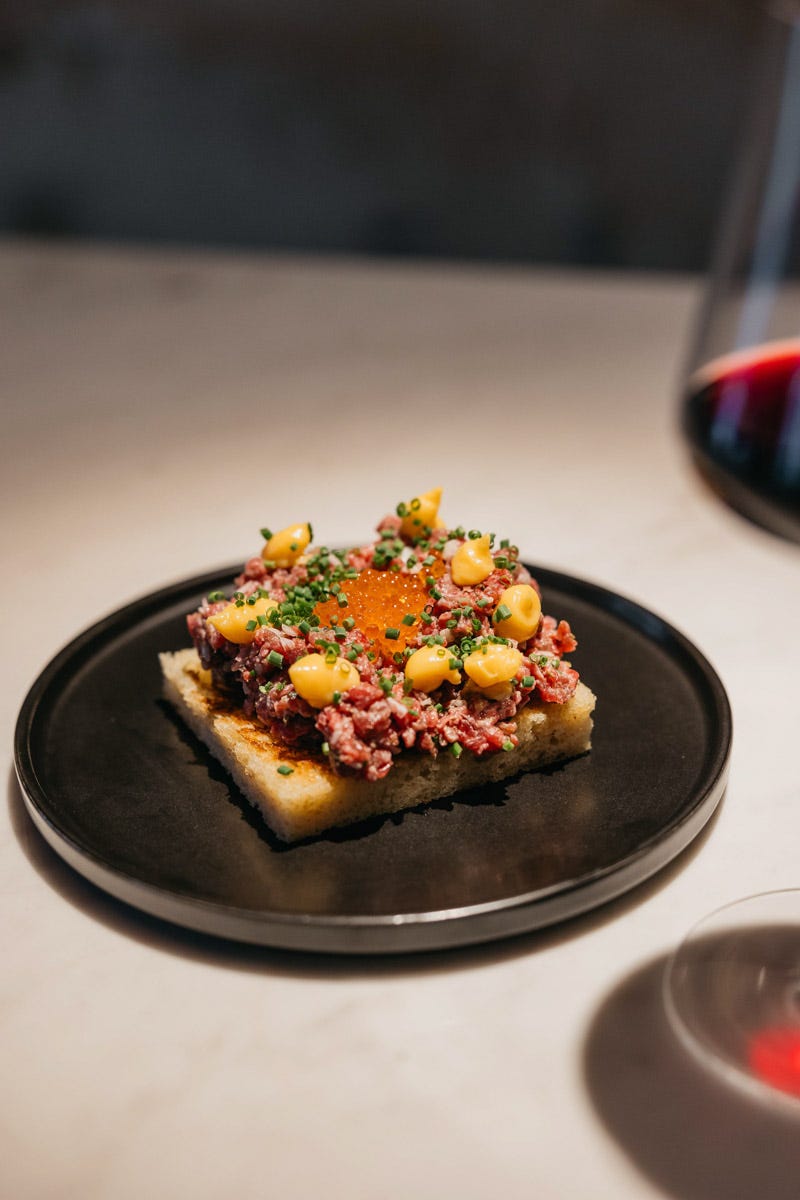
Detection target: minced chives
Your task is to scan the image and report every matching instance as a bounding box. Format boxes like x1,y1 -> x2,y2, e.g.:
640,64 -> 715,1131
208,591 -> 226,602
401,613 -> 416,626
451,741 -> 463,758
420,612 -> 434,625
337,594 -> 348,608
246,619 -> 257,631
494,604 -> 512,622
468,529 -> 481,539
343,616 -> 355,630
321,741 -> 330,755
494,556 -> 509,569
385,627 -> 400,640
277,764 -> 294,775
346,647 -> 359,661
502,740 -> 515,752
260,527 -> 273,541
267,650 -> 284,668
522,675 -> 535,688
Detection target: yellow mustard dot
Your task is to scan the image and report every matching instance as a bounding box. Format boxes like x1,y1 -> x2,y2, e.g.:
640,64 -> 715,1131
404,644 -> 462,693
400,488 -> 443,541
289,653 -> 361,709
208,595 -> 276,645
263,522 -> 312,568
493,584 -> 542,642
451,534 -> 494,586
463,642 -> 523,693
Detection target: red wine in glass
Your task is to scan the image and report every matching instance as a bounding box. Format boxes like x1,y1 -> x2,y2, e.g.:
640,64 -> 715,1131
683,340 -> 800,542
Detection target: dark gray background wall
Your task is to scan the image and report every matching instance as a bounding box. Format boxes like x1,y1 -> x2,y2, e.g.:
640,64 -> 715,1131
0,0 -> 762,270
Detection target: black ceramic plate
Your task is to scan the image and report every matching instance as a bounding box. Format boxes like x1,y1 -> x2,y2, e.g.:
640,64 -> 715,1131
14,564 -> 731,954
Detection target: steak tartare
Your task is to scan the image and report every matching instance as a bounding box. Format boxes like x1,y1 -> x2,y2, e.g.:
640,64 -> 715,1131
186,490 -> 581,782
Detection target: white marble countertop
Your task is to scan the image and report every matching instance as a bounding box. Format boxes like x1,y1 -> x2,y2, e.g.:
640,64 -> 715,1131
4,240 -> 800,1199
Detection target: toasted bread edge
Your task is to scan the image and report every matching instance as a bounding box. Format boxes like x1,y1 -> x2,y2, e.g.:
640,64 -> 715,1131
160,648 -> 595,843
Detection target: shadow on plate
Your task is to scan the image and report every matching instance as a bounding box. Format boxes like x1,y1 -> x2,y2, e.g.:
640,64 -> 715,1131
9,764 -> 725,978
583,952 -> 800,1199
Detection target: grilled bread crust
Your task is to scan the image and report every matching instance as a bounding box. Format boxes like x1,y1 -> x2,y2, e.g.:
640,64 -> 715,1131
160,648 -> 595,843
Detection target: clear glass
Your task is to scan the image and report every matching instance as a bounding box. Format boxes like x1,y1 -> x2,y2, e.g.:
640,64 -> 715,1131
665,892 -> 800,1111
682,3 -> 800,542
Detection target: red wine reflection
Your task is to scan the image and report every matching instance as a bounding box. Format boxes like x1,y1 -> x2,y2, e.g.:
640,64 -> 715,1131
748,1027 -> 800,1098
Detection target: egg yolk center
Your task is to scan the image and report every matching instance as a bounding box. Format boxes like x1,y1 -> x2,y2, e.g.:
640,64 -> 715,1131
314,560 -> 443,663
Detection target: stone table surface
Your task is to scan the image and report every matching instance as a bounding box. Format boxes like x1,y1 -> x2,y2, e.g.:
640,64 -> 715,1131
3,239 -> 800,1199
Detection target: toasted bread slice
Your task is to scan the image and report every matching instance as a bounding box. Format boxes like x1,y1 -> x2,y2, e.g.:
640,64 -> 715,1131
160,648 -> 595,843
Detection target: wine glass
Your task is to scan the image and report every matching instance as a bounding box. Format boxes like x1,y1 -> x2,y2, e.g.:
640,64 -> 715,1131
682,2 -> 800,543
665,892 -> 800,1110
666,3 -> 800,1109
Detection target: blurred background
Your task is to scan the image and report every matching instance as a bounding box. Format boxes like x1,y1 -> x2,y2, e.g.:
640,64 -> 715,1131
0,0 -> 762,271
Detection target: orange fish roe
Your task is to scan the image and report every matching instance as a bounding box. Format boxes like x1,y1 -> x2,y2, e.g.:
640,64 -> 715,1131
314,560 -> 443,664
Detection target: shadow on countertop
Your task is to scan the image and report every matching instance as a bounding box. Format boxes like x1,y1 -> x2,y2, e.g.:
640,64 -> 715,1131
583,952 -> 800,1199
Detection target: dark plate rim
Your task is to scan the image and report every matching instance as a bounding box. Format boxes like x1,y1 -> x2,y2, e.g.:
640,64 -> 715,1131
13,562 -> 733,952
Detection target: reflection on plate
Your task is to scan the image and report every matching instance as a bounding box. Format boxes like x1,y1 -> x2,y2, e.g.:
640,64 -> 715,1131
14,564 -> 731,954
